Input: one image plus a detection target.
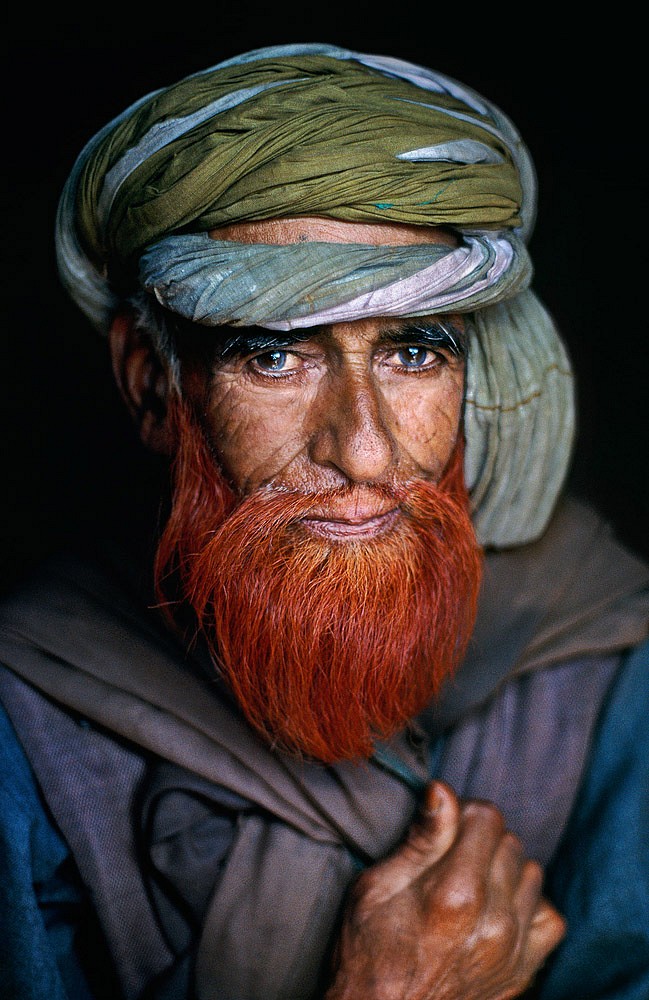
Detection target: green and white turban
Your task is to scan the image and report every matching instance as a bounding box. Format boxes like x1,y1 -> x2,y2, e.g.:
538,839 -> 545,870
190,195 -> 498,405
56,43 -> 574,548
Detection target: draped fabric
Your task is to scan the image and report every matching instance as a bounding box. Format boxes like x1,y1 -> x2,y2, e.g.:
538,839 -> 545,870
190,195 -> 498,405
1,501 -> 648,997
55,43 -> 575,547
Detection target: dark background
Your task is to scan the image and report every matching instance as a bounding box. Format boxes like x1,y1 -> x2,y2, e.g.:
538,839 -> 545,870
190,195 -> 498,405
3,15 -> 647,594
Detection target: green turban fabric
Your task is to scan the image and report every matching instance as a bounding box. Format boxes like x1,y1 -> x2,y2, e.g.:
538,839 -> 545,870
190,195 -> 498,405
55,43 -> 575,549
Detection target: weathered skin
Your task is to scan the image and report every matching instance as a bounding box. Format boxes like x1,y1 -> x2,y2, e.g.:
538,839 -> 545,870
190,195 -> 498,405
325,782 -> 566,1000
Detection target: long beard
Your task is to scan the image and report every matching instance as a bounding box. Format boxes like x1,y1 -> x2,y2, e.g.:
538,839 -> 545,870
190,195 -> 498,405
155,396 -> 483,763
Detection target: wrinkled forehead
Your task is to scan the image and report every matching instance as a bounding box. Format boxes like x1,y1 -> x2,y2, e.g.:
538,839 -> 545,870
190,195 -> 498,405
207,217 -> 461,247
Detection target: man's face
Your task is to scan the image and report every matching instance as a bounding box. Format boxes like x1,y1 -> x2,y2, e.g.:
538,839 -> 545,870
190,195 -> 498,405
155,217 -> 480,762
180,218 -> 466,527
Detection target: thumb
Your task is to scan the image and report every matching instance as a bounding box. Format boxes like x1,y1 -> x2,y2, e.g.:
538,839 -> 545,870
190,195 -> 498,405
402,781 -> 461,864
353,783 -> 462,908
384,781 -> 461,886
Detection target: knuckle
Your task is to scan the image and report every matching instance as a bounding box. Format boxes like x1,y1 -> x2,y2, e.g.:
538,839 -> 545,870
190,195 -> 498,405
462,799 -> 505,831
541,905 -> 568,945
346,867 -> 379,910
433,872 -> 481,915
479,908 -> 518,948
552,913 -> 568,944
403,820 -> 436,856
350,865 -> 381,899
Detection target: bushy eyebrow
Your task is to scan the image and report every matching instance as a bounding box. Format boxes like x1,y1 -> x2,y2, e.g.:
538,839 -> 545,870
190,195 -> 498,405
215,328 -> 313,361
212,318 -> 467,362
383,321 -> 467,357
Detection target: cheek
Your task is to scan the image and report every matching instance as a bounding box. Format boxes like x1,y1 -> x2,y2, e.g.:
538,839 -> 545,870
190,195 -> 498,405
387,372 -> 464,475
201,380 -> 310,492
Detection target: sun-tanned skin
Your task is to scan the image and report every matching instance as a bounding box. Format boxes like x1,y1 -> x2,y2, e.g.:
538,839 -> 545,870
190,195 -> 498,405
183,219 -> 465,509
184,310 -> 465,521
327,783 -> 566,1000
110,216 -> 566,999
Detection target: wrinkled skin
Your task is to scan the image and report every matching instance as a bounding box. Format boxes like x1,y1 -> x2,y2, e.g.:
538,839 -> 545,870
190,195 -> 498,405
325,782 -> 566,1000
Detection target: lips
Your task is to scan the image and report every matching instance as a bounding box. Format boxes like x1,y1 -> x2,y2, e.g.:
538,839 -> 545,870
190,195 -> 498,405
299,507 -> 400,540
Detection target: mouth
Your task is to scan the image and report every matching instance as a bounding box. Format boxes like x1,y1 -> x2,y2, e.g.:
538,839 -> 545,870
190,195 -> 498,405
299,508 -> 400,540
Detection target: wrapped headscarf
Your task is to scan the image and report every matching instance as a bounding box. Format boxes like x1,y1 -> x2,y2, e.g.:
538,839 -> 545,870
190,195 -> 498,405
56,43 -> 574,548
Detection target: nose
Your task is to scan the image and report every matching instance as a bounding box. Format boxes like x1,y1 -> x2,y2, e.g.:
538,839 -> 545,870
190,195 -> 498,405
307,366 -> 396,483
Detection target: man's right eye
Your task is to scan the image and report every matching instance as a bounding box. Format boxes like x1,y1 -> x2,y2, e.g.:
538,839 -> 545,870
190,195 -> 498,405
248,350 -> 311,376
251,350 -> 290,371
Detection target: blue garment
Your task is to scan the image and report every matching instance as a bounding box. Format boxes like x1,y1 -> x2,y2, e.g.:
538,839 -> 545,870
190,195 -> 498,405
0,705 -> 116,1000
0,641 -> 647,1000
538,639 -> 649,999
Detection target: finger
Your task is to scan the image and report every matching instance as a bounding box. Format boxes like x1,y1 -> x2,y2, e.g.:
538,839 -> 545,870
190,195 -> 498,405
349,783 -> 462,908
401,781 -> 462,865
512,858 -> 545,927
383,782 -> 461,881
520,898 -> 567,976
446,800 -> 507,879
488,830 -> 525,900
485,844 -> 541,970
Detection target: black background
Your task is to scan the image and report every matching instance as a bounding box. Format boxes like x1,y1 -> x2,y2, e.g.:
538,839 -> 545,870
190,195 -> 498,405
3,14 -> 647,594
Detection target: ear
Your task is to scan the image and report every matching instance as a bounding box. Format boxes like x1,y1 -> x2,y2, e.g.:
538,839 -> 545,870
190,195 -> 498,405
109,311 -> 176,455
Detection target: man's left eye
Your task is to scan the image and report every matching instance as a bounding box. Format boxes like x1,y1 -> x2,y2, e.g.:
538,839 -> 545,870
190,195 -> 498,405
396,346 -> 434,368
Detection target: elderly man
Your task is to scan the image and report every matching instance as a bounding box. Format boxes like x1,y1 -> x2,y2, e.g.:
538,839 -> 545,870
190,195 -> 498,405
0,43 -> 647,1000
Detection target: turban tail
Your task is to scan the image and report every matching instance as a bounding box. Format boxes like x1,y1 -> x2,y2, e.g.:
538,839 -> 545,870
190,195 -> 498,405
55,43 -> 575,548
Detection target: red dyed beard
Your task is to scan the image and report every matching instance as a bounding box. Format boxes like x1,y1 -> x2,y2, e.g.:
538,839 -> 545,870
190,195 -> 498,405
155,396 -> 483,763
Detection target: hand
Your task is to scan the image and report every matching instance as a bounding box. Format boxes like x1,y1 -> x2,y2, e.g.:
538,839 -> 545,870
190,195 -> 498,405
325,781 -> 566,1000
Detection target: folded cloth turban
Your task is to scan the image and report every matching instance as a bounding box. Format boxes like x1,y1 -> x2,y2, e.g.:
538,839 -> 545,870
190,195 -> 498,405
56,43 -> 575,548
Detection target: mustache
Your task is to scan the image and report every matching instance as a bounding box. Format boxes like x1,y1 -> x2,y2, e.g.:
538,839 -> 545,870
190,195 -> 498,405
237,480 -> 404,524
234,463 -> 462,525
241,466 -> 462,514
